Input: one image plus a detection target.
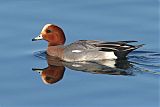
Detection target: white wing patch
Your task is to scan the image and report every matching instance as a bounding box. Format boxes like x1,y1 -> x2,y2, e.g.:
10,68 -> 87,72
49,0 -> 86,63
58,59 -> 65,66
72,50 -> 82,53
104,52 -> 117,59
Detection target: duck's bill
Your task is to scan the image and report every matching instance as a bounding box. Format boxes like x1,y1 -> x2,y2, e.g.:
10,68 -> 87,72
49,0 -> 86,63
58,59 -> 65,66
32,34 -> 43,41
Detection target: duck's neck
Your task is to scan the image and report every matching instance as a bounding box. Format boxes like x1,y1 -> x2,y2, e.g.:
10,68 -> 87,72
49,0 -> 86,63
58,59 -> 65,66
48,37 -> 66,46
48,42 -> 64,46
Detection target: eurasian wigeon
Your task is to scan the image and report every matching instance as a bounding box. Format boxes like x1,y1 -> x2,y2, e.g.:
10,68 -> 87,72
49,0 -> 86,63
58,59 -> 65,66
32,24 -> 143,61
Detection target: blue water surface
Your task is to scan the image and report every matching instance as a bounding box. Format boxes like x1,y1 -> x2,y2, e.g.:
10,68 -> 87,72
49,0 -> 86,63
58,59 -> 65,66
0,0 -> 159,107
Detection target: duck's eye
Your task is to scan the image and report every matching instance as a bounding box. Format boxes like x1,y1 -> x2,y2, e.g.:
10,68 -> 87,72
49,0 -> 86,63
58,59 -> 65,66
46,29 -> 52,33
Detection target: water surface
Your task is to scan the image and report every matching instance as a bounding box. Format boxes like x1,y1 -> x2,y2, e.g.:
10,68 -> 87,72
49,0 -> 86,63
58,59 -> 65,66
0,0 -> 159,107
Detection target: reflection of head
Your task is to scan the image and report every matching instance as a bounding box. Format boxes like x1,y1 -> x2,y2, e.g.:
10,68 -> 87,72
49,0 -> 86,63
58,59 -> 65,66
41,65 -> 65,84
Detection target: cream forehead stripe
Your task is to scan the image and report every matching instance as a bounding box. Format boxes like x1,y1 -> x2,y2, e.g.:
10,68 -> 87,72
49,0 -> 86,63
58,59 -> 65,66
41,24 -> 53,32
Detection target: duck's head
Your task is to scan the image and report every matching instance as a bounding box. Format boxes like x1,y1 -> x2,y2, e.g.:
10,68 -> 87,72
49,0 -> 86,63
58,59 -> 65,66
32,24 -> 66,46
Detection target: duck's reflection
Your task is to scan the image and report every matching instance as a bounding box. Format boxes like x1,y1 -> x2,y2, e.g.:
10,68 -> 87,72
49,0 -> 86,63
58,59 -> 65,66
32,55 -> 133,85
32,65 -> 65,84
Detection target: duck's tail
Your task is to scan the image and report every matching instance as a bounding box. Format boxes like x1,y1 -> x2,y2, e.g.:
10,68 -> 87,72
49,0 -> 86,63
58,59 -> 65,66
94,40 -> 144,59
114,44 -> 145,59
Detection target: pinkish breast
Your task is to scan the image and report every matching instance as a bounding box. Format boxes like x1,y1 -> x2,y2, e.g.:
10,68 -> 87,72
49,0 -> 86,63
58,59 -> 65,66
47,46 -> 64,59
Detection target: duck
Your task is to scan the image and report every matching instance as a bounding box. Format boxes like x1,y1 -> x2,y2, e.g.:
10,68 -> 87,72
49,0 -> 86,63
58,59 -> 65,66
32,24 -> 143,62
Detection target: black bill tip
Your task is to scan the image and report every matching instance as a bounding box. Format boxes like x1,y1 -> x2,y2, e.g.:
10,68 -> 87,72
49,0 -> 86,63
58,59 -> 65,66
32,38 -> 37,41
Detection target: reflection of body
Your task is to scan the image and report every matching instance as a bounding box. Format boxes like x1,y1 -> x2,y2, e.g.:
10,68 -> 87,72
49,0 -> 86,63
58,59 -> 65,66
33,55 -> 133,85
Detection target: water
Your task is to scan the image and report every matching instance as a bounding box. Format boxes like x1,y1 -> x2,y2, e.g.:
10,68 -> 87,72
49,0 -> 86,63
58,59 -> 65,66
0,0 -> 159,107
